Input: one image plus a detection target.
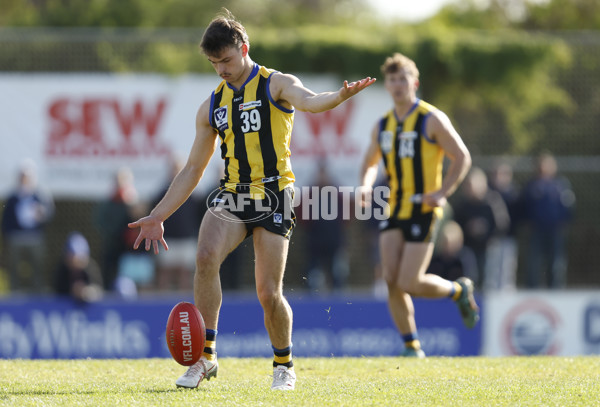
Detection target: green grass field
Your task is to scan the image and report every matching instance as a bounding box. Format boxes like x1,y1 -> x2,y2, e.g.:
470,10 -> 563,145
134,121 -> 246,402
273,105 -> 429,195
1,357 -> 599,406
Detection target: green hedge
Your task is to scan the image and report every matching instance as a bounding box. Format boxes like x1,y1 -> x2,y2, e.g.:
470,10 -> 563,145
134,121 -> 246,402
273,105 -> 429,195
0,25 -> 578,154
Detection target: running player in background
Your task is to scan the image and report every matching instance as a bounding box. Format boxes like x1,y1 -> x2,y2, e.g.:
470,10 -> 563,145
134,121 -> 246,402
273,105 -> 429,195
128,9 -> 375,389
359,53 -> 478,358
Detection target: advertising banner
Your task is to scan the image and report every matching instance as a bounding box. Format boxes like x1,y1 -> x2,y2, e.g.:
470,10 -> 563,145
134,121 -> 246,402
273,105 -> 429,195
0,295 -> 481,359
0,74 -> 389,200
483,291 -> 600,356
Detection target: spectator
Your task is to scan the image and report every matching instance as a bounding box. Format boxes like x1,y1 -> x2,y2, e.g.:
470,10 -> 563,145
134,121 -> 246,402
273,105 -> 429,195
427,220 -> 478,283
94,167 -> 139,292
1,159 -> 54,293
452,167 -> 510,287
520,152 -> 575,289
152,155 -> 202,292
486,161 -> 520,291
301,161 -> 349,294
54,232 -> 103,303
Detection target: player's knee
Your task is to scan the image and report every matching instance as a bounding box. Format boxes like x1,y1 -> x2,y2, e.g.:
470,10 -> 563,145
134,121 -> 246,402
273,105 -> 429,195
396,278 -> 418,295
195,245 -> 221,273
256,284 -> 280,311
382,267 -> 397,287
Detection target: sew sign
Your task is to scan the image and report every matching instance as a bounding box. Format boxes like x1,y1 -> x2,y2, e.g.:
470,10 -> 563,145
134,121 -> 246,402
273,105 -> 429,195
46,97 -> 169,157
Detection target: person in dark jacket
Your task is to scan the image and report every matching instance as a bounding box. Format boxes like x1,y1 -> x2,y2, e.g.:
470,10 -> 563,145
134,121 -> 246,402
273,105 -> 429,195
520,152 -> 575,288
452,167 -> 510,287
1,159 -> 54,293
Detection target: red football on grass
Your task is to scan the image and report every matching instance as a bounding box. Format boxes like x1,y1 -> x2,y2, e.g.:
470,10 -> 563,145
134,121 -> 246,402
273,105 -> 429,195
166,301 -> 206,366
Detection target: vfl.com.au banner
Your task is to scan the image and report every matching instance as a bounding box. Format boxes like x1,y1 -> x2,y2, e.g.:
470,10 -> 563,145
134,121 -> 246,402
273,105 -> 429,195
0,74 -> 389,200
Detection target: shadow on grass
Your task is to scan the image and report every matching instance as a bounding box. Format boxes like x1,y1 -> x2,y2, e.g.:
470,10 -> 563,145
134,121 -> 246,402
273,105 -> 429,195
144,388 -> 207,394
5,388 -> 185,396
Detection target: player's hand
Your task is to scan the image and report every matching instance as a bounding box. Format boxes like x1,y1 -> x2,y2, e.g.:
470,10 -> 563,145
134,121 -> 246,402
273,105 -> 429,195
340,77 -> 376,100
127,215 -> 169,255
421,191 -> 447,208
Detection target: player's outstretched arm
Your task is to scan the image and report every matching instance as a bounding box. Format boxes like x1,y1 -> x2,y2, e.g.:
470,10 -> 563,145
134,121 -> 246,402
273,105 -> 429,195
271,73 -> 376,113
127,97 -> 218,254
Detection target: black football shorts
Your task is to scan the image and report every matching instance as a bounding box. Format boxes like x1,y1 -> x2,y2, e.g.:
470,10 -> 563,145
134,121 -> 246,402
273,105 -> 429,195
208,186 -> 296,239
378,211 -> 440,243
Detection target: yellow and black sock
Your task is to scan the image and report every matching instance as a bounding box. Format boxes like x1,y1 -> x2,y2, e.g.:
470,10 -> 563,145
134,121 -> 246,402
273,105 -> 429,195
449,281 -> 462,301
272,345 -> 293,368
402,333 -> 422,351
203,329 -> 217,361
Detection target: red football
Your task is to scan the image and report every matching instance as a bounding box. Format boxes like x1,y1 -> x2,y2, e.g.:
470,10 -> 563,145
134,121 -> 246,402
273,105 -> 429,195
166,302 -> 206,366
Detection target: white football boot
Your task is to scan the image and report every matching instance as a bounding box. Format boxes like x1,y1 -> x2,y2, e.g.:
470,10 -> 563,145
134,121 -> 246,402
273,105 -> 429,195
271,365 -> 296,390
175,356 -> 218,388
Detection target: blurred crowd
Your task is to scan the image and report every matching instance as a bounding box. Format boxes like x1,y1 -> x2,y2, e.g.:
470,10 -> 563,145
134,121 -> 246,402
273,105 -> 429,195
426,152 -> 575,293
0,151 -> 575,301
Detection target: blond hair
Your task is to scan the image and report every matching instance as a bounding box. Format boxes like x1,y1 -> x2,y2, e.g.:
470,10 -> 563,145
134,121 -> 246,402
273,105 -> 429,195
380,53 -> 419,79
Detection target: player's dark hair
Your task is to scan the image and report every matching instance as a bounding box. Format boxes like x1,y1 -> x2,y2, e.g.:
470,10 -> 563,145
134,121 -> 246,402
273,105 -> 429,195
200,8 -> 249,56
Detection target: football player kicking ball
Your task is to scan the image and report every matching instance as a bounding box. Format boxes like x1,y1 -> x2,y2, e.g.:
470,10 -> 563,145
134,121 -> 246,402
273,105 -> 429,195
128,9 -> 375,390
359,53 -> 479,358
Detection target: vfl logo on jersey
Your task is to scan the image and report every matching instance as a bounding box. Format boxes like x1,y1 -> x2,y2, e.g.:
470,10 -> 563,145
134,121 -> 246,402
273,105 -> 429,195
273,213 -> 283,224
379,131 -> 394,154
239,100 -> 262,111
214,106 -> 229,131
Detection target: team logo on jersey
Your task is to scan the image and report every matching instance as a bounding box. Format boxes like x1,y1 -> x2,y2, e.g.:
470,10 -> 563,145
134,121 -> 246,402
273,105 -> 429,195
239,100 -> 262,111
214,106 -> 229,131
379,131 -> 393,153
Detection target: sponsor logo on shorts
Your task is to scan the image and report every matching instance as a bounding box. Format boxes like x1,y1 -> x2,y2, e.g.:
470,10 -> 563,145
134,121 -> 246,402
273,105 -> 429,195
261,175 -> 281,183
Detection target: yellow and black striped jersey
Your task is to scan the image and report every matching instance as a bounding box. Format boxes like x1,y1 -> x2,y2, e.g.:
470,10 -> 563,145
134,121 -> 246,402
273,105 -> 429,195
378,99 -> 444,220
209,64 -> 295,196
